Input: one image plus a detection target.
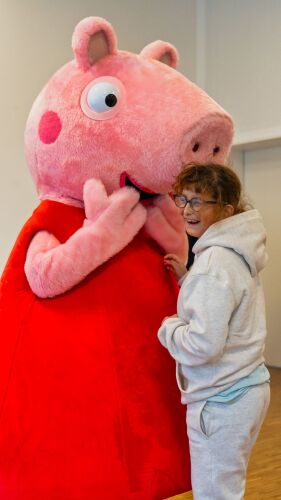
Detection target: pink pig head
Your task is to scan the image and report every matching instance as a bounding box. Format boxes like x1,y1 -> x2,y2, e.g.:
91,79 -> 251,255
24,16 -> 234,206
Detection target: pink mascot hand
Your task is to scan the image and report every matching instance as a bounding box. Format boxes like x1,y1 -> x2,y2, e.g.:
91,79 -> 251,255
83,179 -> 147,234
83,179 -> 111,224
25,180 -> 147,298
144,195 -> 188,263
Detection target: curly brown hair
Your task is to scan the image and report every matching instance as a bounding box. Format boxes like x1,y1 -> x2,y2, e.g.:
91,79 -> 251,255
173,163 -> 251,214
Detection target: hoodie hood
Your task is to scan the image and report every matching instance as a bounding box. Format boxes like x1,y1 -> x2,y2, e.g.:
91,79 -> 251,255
193,209 -> 267,277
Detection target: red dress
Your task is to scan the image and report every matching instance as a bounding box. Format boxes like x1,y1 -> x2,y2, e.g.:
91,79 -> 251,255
0,200 -> 191,500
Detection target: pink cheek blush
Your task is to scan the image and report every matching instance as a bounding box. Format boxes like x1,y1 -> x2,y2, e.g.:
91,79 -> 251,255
38,111 -> 62,144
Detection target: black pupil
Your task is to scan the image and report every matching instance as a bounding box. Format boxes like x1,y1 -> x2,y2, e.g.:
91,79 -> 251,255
105,94 -> 117,107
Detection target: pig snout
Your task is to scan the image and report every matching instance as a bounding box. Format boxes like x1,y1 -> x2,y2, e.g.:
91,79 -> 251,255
180,114 -> 233,166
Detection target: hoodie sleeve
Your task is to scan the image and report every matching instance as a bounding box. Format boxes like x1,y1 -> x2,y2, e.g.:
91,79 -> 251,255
158,274 -> 236,366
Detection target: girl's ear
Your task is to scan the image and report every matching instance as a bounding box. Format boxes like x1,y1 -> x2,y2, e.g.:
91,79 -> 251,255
223,204 -> 235,218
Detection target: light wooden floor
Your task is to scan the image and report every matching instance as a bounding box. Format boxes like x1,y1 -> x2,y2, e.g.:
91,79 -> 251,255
167,367 -> 281,500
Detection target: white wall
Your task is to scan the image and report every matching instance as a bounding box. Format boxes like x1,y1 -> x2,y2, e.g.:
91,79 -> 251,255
200,0 -> 281,145
244,147 -> 281,367
0,0 -> 197,272
200,0 -> 281,366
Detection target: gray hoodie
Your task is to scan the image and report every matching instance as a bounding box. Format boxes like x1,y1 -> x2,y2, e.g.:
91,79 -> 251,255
158,209 -> 268,404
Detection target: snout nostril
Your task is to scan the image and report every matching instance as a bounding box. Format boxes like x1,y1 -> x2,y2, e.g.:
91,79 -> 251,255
213,146 -> 220,155
192,143 -> 200,152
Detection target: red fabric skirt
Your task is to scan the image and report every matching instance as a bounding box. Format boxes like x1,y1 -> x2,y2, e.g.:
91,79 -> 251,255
0,201 -> 191,499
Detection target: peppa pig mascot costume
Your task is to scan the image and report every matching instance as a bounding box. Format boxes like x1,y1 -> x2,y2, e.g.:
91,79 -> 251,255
0,17 -> 233,500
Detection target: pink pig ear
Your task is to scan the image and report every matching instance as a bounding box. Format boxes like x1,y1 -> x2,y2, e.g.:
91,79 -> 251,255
72,17 -> 118,71
140,41 -> 179,68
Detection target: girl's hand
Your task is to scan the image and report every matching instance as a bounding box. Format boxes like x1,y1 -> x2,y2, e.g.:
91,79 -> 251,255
164,253 -> 187,280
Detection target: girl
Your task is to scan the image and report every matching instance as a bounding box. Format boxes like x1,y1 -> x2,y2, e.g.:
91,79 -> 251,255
158,163 -> 270,500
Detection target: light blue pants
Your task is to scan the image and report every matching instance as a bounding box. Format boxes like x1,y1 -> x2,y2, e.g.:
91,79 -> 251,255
186,383 -> 270,500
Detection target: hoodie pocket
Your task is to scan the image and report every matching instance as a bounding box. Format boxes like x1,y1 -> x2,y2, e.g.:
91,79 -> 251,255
176,362 -> 189,394
187,400 -> 209,439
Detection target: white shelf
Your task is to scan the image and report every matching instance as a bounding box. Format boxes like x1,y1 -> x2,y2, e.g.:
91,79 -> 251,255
233,126 -> 281,151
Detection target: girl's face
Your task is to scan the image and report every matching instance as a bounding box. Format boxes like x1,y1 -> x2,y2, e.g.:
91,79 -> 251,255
180,186 -> 234,238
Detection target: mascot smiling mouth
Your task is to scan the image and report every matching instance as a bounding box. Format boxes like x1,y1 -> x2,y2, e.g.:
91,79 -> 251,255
120,172 -> 158,200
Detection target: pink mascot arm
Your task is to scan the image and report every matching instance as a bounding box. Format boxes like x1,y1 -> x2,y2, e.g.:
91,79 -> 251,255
144,195 -> 188,263
24,179 -> 147,298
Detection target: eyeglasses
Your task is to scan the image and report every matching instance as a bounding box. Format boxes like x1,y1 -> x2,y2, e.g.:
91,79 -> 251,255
173,194 -> 218,212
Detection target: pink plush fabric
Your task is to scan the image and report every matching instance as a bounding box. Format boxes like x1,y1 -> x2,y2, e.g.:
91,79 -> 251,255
144,195 -> 188,263
25,181 -> 147,297
140,40 -> 179,68
72,17 -> 118,70
24,17 -> 233,206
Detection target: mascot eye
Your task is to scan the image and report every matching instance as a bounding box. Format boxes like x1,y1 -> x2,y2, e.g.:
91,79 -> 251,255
87,83 -> 118,111
80,77 -> 125,121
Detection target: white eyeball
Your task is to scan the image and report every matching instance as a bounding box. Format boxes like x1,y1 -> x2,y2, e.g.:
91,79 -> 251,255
80,77 -> 125,120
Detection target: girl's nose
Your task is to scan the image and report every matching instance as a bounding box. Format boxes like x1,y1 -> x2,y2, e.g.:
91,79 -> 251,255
183,203 -> 192,215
